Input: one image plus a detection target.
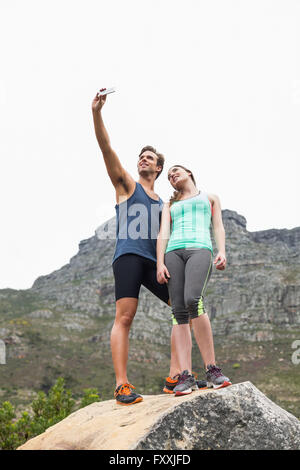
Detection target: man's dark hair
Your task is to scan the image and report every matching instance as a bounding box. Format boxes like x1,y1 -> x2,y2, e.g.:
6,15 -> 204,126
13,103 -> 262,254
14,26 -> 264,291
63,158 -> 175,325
139,145 -> 165,179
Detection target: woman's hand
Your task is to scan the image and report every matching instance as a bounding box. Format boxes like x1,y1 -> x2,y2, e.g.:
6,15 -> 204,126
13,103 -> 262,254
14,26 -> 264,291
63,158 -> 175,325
157,263 -> 170,284
214,252 -> 226,270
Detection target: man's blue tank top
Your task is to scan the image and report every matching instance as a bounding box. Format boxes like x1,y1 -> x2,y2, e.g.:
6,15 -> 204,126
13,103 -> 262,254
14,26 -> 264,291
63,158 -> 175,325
112,182 -> 163,264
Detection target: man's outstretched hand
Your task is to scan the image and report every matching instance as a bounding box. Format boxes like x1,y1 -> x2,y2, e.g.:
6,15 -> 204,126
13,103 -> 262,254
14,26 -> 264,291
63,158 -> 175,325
92,89 -> 107,112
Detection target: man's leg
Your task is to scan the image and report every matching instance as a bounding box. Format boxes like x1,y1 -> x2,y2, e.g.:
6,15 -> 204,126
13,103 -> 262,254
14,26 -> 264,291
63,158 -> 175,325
110,297 -> 138,387
112,255 -> 144,404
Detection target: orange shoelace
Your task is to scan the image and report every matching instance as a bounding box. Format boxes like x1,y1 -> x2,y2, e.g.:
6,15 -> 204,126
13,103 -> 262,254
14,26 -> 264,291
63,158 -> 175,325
115,383 -> 135,397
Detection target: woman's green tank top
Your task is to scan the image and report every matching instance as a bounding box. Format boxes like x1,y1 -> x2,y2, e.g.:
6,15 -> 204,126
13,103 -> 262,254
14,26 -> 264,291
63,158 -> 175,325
166,192 -> 213,253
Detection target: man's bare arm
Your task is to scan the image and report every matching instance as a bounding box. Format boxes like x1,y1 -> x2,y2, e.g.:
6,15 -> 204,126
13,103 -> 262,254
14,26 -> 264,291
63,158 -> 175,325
92,93 -> 135,193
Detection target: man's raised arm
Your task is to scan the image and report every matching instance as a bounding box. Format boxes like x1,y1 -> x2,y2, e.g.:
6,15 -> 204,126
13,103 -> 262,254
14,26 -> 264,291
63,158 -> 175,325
91,92 -> 134,192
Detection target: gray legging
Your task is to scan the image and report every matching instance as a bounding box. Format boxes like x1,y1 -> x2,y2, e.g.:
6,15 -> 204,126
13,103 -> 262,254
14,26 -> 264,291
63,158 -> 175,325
165,248 -> 212,325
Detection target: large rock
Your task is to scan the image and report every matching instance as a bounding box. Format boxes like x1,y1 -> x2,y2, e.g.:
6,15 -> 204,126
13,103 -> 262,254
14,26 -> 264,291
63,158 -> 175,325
17,382 -> 300,450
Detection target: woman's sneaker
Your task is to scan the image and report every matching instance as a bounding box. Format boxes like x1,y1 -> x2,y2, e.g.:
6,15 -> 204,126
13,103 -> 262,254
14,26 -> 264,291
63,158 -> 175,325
196,379 -> 208,389
163,374 -> 180,394
192,370 -> 208,390
206,365 -> 232,389
173,370 -> 198,396
114,383 -> 143,405
163,373 -> 207,393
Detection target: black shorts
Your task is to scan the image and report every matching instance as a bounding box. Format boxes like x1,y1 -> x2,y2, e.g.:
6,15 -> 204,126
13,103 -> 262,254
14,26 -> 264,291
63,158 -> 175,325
112,254 -> 169,304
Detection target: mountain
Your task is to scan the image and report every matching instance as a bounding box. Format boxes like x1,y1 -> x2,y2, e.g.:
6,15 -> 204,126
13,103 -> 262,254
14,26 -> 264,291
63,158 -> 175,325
0,210 -> 299,417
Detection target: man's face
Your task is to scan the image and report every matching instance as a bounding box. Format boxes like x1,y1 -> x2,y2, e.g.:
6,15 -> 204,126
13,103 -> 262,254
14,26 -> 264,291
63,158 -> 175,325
137,151 -> 161,178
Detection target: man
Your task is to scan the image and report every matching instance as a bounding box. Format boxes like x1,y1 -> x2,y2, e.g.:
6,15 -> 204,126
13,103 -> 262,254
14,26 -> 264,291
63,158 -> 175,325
92,90 -> 172,405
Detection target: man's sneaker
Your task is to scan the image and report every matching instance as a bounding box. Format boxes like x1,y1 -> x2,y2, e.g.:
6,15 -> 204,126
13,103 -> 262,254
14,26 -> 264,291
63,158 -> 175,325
173,370 -> 198,396
114,383 -> 143,405
206,364 -> 232,389
163,374 -> 180,394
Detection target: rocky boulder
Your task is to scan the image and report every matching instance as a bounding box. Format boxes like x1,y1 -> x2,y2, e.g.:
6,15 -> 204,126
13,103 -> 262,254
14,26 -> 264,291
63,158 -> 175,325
17,382 -> 300,450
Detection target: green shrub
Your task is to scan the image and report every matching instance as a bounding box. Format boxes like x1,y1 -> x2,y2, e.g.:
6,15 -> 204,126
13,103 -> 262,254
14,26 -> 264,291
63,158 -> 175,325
79,388 -> 101,409
0,377 -> 101,450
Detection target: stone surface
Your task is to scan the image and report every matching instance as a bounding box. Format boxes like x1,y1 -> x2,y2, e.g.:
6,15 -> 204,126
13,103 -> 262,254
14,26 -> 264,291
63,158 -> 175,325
17,382 -> 300,450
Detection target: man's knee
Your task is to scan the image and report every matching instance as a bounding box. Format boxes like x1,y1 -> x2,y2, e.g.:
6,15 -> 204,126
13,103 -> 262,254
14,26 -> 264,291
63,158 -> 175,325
115,309 -> 136,329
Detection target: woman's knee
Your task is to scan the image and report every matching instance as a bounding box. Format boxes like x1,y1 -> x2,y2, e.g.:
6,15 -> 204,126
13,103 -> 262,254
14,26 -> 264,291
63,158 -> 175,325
185,295 -> 206,319
172,309 -> 189,325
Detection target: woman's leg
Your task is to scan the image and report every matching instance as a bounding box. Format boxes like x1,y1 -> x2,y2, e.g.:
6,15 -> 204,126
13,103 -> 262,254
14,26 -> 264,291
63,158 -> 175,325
191,314 -> 215,368
141,258 -> 184,377
171,324 -> 192,374
184,249 -> 231,388
169,326 -> 181,378
184,249 -> 215,369
165,251 -> 192,374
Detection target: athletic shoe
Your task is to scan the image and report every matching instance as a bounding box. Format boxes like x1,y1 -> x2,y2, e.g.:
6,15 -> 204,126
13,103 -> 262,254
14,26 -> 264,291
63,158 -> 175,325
163,374 -> 180,394
192,371 -> 208,390
114,383 -> 143,405
206,364 -> 232,389
163,372 -> 207,394
196,379 -> 208,389
173,370 -> 199,396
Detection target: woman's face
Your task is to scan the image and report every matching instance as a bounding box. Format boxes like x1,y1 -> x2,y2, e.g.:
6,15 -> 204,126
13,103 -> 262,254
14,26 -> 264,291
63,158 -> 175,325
167,166 -> 192,189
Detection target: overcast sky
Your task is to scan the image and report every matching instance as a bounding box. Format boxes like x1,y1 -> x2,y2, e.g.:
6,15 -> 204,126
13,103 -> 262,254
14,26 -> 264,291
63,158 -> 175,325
1,0 -> 299,290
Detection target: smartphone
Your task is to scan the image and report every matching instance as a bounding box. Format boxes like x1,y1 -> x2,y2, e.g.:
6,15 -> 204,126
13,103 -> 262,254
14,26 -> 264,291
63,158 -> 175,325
97,87 -> 116,97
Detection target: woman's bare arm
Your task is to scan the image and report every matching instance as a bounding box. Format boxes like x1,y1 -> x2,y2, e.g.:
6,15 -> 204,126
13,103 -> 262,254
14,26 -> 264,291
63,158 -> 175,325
156,203 -> 171,283
209,194 -> 226,270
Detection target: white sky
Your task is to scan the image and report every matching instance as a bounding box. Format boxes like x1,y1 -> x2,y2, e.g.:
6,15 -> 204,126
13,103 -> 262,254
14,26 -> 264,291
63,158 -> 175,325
0,0 -> 299,290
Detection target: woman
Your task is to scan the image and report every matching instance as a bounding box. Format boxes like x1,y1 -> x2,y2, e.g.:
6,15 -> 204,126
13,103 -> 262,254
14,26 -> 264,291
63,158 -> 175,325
157,165 -> 231,396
